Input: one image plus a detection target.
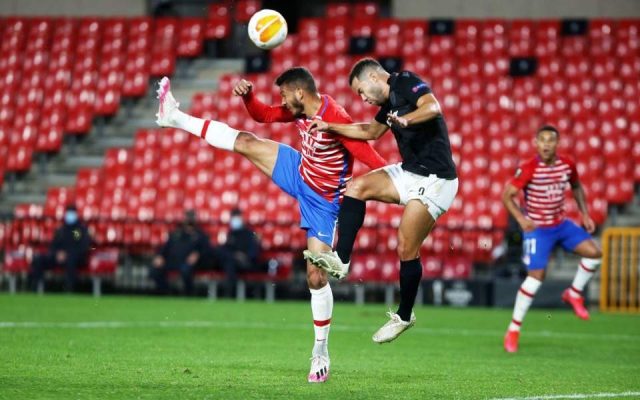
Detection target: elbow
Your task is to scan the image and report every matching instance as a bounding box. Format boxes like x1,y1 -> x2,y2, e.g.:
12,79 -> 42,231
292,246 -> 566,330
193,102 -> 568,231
501,191 -> 512,206
431,104 -> 443,118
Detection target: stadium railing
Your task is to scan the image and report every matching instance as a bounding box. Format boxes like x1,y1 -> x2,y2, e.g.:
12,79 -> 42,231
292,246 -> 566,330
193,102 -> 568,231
600,227 -> 640,313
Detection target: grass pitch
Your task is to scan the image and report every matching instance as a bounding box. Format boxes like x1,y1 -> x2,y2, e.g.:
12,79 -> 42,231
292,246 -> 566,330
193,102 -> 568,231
0,294 -> 638,399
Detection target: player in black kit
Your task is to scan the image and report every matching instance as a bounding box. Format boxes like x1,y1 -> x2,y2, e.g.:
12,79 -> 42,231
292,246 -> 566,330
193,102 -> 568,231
305,58 -> 459,343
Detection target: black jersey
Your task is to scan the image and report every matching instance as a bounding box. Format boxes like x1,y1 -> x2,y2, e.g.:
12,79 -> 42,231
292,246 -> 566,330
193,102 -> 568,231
375,71 -> 457,179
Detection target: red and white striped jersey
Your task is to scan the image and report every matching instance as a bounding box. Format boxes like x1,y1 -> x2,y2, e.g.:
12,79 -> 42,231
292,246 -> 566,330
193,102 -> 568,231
295,96 -> 355,202
510,155 -> 579,227
242,92 -> 386,203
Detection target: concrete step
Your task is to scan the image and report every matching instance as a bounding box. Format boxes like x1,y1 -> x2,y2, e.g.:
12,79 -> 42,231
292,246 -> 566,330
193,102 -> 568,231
8,172 -> 76,193
0,192 -> 47,210
60,155 -> 105,170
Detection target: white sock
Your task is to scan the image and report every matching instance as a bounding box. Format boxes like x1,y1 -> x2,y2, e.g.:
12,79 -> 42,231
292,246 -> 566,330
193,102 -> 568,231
508,277 -> 542,332
570,258 -> 600,298
310,284 -> 333,357
171,109 -> 239,151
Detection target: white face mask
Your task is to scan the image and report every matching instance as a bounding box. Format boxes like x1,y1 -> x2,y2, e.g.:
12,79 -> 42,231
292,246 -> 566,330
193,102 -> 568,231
230,216 -> 243,230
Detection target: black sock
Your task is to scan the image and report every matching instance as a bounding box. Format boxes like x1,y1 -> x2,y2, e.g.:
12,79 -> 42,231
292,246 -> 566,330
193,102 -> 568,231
335,196 -> 366,263
396,258 -> 423,322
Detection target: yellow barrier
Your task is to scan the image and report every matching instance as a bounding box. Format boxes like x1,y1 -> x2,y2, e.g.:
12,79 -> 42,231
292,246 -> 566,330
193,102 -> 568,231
600,227 -> 640,313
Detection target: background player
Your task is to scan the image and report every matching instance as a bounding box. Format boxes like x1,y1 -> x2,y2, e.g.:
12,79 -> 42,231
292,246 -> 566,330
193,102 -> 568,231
155,68 -> 385,382
502,125 -> 602,353
305,58 -> 458,343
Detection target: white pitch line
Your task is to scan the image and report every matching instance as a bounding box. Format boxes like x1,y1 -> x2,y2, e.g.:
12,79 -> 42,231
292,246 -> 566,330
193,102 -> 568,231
0,320 -> 638,342
489,391 -> 640,400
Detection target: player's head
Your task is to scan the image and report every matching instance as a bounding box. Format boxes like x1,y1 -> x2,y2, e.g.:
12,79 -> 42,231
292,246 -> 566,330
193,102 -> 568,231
534,125 -> 560,162
348,58 -> 390,106
275,67 -> 318,117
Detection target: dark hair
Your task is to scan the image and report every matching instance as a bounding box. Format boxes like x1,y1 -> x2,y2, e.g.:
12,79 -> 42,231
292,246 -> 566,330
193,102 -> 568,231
536,125 -> 560,138
275,67 -> 317,93
348,58 -> 383,85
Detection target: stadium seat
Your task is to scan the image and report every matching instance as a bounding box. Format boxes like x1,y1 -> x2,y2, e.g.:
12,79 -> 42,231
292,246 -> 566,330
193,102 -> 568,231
177,18 -> 204,58
234,0 -> 261,23
509,20 -> 535,57
205,4 -> 231,40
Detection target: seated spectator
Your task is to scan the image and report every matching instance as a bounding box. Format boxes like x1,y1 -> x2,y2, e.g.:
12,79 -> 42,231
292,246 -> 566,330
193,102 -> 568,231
150,210 -> 211,295
30,204 -> 92,292
215,208 -> 263,297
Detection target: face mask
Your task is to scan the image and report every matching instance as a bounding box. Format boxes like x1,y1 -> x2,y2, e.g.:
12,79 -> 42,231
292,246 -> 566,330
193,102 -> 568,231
230,216 -> 243,230
64,211 -> 78,225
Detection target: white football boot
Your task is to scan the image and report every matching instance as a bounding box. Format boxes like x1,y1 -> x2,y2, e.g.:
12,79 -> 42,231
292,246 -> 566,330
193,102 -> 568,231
372,311 -> 416,344
303,250 -> 349,280
307,355 -> 330,383
155,76 -> 180,127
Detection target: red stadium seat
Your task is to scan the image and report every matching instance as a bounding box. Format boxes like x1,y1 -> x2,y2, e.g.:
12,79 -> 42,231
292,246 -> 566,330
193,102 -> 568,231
442,257 -> 472,280
206,4 -> 231,39
588,19 -> 615,56
150,18 -> 178,77
43,186 -> 76,220
234,0 -> 261,23
509,20 -> 535,57
177,18 -> 204,57
353,2 -> 380,18
455,20 -> 481,58
535,20 -> 560,58
326,3 -> 351,18
348,254 -> 380,283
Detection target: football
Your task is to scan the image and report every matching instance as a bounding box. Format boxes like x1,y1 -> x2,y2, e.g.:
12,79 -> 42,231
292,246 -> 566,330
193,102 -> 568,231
247,9 -> 288,50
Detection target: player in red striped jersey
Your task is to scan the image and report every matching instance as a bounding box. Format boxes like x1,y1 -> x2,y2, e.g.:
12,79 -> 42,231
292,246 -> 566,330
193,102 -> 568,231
502,125 -> 602,353
155,68 -> 385,382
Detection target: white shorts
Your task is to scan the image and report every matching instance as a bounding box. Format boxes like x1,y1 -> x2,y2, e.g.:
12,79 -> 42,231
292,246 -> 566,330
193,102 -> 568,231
383,163 -> 459,220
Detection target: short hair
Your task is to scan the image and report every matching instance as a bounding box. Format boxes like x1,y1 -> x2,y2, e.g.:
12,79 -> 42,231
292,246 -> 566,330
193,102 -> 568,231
536,125 -> 560,138
349,58 -> 384,85
274,67 -> 317,93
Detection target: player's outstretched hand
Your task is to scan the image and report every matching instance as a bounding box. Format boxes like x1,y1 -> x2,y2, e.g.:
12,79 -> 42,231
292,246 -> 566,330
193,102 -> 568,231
519,218 -> 537,232
233,79 -> 253,96
386,112 -> 408,128
582,214 -> 596,233
308,119 -> 329,134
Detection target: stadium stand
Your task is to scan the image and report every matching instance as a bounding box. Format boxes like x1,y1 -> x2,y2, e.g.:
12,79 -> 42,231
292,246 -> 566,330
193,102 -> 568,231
0,2 -> 638,297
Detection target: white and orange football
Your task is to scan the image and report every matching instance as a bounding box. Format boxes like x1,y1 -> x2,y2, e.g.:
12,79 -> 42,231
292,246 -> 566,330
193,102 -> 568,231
247,9 -> 288,50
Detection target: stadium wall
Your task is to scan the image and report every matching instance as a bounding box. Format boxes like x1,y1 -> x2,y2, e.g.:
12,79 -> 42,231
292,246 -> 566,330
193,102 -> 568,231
393,0 -> 640,18
0,0 -> 145,16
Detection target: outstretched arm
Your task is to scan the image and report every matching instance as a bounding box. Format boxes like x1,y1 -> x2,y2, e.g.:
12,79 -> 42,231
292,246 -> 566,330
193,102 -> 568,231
234,79 -> 295,123
386,93 -> 442,128
309,119 -> 389,140
338,137 -> 386,170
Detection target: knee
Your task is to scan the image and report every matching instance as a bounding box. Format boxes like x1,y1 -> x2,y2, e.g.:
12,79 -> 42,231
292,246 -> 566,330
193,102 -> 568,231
345,178 -> 368,200
528,270 -> 546,282
588,247 -> 603,259
397,237 -> 419,261
585,250 -> 602,259
233,131 -> 256,154
306,266 -> 327,289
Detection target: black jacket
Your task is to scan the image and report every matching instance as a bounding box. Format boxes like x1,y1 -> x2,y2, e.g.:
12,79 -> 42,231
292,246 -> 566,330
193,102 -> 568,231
160,226 -> 210,267
225,227 -> 260,263
51,222 -> 92,261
